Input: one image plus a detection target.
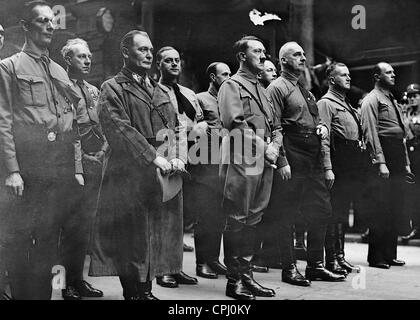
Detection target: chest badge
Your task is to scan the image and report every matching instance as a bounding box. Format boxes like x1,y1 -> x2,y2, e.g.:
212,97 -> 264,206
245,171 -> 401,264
47,131 -> 57,142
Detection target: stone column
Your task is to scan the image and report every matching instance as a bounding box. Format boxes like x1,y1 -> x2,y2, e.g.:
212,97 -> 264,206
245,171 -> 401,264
289,0 -> 314,66
141,1 -> 154,42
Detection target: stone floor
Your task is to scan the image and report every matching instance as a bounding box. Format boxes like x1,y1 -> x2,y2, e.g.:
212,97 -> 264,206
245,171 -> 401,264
51,233 -> 420,300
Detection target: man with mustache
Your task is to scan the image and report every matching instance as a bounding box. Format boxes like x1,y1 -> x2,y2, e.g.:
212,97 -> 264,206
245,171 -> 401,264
361,62 -> 410,269
60,38 -> 106,300
317,63 -> 365,275
267,42 -> 345,287
218,35 -> 281,300
0,1 -> 84,299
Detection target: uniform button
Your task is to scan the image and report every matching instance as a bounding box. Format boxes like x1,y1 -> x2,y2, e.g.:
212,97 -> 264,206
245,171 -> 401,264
58,114 -> 61,118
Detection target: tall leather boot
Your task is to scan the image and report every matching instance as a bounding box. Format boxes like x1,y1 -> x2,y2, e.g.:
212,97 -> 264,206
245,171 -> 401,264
251,222 -> 269,273
239,258 -> 275,297
224,230 -> 255,300
306,223 -> 345,282
325,224 -> 347,276
137,281 -> 159,300
335,223 -> 360,273
239,228 -> 275,297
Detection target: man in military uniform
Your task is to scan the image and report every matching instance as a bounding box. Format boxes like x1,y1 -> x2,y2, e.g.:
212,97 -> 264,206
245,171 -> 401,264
318,63 -> 365,275
0,1 -> 84,299
155,46 -> 204,288
193,62 -> 231,279
361,62 -> 410,269
218,35 -> 281,300
401,83 -> 420,243
267,42 -> 345,287
60,38 -> 105,300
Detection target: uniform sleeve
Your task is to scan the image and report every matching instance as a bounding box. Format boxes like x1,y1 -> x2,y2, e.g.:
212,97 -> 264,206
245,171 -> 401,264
98,81 -> 157,165
318,99 -> 334,170
193,95 -> 204,122
0,61 -> 20,174
218,80 -> 249,131
361,95 -> 386,164
267,84 -> 289,168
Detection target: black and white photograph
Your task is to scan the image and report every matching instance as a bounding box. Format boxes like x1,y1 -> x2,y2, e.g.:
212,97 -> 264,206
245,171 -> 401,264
0,0 -> 420,306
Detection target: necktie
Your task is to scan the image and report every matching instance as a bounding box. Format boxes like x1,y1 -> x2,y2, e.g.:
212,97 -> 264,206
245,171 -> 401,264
172,83 -> 197,121
40,54 -> 51,73
77,80 -> 98,123
389,94 -> 406,134
132,73 -> 154,97
298,82 -> 319,117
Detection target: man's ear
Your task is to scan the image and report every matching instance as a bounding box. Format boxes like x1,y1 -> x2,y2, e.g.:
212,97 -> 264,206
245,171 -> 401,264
210,73 -> 216,82
156,61 -> 161,71
239,52 -> 246,62
64,55 -> 72,67
280,57 -> 287,67
121,47 -> 129,60
20,20 -> 30,32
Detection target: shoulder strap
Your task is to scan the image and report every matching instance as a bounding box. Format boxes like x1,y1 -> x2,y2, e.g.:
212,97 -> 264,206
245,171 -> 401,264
320,96 -> 363,141
230,77 -> 269,120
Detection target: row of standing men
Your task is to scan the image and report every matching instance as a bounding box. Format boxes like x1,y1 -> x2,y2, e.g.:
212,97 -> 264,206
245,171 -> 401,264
0,1 -> 412,300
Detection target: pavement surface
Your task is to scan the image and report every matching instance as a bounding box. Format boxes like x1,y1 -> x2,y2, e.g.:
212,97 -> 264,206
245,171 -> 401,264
51,233 -> 420,300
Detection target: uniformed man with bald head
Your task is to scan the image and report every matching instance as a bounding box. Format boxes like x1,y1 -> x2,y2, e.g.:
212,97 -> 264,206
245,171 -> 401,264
193,62 -> 231,280
361,62 -> 410,269
267,41 -> 345,287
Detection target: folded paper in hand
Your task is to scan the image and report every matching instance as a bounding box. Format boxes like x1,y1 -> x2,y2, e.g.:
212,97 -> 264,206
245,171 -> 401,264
156,168 -> 183,202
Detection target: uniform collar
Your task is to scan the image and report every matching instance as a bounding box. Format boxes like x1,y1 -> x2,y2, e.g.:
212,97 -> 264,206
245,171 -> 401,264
375,87 -> 393,99
280,70 -> 300,86
208,83 -> 218,98
237,67 -> 258,84
121,66 -> 150,84
329,88 -> 346,101
69,77 -> 86,86
22,41 -> 49,60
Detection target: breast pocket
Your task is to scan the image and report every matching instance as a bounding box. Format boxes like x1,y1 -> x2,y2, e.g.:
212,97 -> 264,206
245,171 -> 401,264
16,74 -> 47,107
240,90 -> 261,117
378,102 -> 390,117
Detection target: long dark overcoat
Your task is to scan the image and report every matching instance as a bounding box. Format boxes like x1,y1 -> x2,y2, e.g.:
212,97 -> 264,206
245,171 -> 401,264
89,68 -> 186,282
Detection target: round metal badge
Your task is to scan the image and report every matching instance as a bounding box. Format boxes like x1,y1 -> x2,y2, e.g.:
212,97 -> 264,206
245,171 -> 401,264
47,131 -> 57,142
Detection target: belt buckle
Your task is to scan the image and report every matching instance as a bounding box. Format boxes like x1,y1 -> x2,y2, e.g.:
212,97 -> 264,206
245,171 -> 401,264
47,131 -> 57,142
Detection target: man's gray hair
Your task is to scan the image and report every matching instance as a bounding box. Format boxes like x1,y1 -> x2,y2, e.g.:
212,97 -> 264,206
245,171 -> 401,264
278,41 -> 300,60
61,38 -> 90,59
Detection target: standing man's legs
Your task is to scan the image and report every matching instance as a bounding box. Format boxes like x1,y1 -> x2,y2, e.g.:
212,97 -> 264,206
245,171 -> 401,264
223,165 -> 275,300
60,163 -> 103,299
